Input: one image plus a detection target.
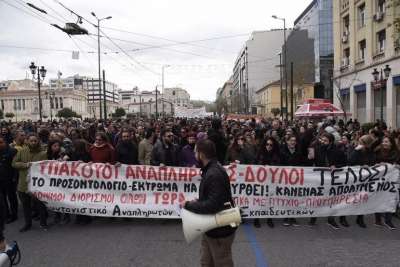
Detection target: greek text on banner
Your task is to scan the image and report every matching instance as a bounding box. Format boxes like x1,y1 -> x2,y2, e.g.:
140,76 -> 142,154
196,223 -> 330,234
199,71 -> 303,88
28,161 -> 400,218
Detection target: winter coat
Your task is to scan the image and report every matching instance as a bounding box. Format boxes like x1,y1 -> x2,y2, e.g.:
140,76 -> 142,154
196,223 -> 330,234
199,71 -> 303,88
150,141 -> 180,167
138,138 -> 153,165
116,141 -> 139,165
207,128 -> 227,165
226,145 -> 256,164
257,150 -> 280,165
314,144 -> 346,167
348,148 -> 376,166
0,146 -> 17,181
12,146 -> 47,192
184,160 -> 236,238
89,144 -> 116,164
280,145 -> 304,166
180,144 -> 199,167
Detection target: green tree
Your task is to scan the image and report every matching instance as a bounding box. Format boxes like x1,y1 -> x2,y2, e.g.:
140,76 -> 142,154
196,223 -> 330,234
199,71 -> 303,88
271,108 -> 280,117
113,107 -> 126,118
5,112 -> 14,119
57,108 -> 79,118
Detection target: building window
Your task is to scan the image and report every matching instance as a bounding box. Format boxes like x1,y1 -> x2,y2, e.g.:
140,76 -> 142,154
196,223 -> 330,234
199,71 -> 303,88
359,40 -> 366,60
50,97 -> 54,109
55,97 -> 59,109
358,3 -> 366,28
13,99 -> 17,111
377,29 -> 386,53
60,98 -> 63,108
22,99 -> 25,110
377,0 -> 385,13
343,15 -> 350,35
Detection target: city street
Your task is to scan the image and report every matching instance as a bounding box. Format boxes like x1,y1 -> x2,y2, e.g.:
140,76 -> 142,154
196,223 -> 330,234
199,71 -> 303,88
3,214 -> 400,267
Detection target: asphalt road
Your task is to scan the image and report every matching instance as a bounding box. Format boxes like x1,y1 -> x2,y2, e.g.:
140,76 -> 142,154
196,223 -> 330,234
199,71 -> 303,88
3,215 -> 400,267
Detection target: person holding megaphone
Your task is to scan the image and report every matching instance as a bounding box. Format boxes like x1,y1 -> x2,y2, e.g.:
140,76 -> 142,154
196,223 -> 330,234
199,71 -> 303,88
184,139 -> 237,267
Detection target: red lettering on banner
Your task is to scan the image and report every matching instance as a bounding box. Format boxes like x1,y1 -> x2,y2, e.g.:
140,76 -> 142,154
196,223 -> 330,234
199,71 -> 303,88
257,167 -> 267,183
136,166 -> 147,179
188,168 -> 197,182
279,169 -> 289,184
168,168 -> 177,181
245,166 -> 255,182
270,168 -> 279,183
178,168 -> 188,181
148,167 -> 157,180
53,161 -> 60,174
159,166 -> 167,180
125,166 -> 136,179
81,163 -> 93,178
58,162 -> 70,176
70,162 -> 81,177
226,164 -> 237,182
153,192 -> 185,205
102,165 -> 112,179
289,169 -> 300,185
114,165 -> 119,179
39,161 -> 48,175
300,168 -> 304,185
94,164 -> 103,178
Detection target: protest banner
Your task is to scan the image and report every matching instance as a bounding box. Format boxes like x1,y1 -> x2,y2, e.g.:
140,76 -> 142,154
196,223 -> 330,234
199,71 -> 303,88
28,161 -> 400,218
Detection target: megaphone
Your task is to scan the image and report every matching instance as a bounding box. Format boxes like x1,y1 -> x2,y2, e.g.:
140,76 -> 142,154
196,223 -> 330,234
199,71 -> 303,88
181,205 -> 242,243
0,242 -> 21,267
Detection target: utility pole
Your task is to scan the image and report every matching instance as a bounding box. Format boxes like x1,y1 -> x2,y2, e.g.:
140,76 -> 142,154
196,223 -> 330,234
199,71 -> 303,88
290,62 -> 294,121
162,65 -> 170,117
102,70 -> 107,120
279,53 -> 283,118
155,85 -> 158,119
91,12 -> 112,120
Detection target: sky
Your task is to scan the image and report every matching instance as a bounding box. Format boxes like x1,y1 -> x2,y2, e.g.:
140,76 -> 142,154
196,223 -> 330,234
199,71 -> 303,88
0,0 -> 312,101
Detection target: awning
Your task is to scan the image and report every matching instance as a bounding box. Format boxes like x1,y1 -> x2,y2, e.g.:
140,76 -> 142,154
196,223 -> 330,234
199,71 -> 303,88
294,98 -> 350,118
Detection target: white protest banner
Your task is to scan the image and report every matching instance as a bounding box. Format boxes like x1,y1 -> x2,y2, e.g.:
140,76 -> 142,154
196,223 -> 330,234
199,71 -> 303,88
28,161 -> 400,218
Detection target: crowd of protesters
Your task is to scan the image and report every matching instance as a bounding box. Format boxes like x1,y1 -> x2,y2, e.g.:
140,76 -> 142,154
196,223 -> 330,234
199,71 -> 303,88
0,115 -> 399,236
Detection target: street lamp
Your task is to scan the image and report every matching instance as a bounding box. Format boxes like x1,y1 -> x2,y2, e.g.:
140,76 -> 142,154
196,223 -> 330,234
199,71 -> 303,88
29,62 -> 47,121
372,64 -> 391,122
272,15 -> 288,120
91,12 -> 112,120
161,64 -> 170,117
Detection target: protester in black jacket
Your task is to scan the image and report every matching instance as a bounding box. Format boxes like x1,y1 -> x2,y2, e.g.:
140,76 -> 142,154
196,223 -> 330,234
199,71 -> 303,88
308,133 -> 348,229
116,130 -> 139,165
0,190 -> 5,251
185,139 -> 236,267
151,129 -> 180,166
280,134 -> 303,226
0,136 -> 18,224
348,134 -> 377,228
207,119 -> 227,165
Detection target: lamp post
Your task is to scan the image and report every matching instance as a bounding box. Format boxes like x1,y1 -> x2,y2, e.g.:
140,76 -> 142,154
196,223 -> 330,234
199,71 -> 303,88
161,65 -> 170,117
272,15 -> 288,120
29,62 -> 47,121
372,65 -> 391,122
91,12 -> 112,120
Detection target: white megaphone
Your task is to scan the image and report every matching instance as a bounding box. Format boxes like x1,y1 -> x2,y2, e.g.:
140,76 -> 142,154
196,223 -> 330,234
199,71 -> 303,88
181,203 -> 242,243
0,241 -> 21,267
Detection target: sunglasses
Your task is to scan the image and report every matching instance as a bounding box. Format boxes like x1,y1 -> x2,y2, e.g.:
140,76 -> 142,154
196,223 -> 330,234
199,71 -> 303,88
266,143 -> 273,146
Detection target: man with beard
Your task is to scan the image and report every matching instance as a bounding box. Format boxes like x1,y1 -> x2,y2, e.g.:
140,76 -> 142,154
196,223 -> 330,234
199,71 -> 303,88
138,128 -> 155,165
151,129 -> 180,167
116,130 -> 139,165
184,139 -> 236,267
12,133 -> 48,232
0,136 -> 18,224
180,132 -> 199,167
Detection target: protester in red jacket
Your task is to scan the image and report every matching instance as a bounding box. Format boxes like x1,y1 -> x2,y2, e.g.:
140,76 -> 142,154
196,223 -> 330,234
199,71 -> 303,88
89,132 -> 116,164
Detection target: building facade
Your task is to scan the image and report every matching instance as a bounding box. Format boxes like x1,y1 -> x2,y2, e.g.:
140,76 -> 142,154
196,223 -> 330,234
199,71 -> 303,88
0,79 -> 88,120
119,88 -> 173,116
294,0 -> 334,101
163,87 -> 191,108
217,77 -> 234,113
333,0 -> 400,126
50,74 -> 120,118
256,80 -> 315,117
232,30 -> 289,114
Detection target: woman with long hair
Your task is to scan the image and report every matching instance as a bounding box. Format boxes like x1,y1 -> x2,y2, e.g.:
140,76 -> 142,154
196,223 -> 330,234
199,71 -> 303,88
374,136 -> 399,230
226,134 -> 255,164
253,137 -> 280,228
348,134 -> 377,228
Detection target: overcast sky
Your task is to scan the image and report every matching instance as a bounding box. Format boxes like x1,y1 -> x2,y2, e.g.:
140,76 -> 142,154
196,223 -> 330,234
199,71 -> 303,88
0,0 -> 311,101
